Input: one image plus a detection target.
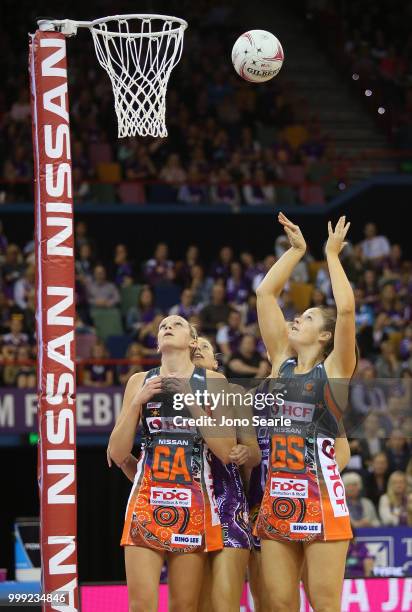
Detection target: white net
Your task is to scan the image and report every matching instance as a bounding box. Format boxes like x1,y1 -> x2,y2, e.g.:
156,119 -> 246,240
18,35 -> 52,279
89,15 -> 187,138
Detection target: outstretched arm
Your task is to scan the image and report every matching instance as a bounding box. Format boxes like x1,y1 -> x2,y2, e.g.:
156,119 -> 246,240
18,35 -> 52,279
256,213 -> 306,366
324,216 -> 356,378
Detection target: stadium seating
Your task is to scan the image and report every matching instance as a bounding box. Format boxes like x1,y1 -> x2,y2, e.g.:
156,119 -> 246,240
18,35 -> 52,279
75,332 -> 98,359
88,143 -> 113,166
299,184 -> 326,206
289,282 -> 313,312
120,285 -> 141,317
106,334 -> 131,359
90,307 -> 124,341
118,182 -> 146,204
154,284 -> 182,311
96,162 -> 122,183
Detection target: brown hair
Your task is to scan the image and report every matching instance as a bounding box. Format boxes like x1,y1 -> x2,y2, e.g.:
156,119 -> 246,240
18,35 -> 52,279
317,306 -> 336,358
317,306 -> 359,370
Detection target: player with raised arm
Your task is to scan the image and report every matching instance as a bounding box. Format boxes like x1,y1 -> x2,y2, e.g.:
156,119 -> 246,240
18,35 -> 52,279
254,213 -> 356,612
247,334 -> 351,612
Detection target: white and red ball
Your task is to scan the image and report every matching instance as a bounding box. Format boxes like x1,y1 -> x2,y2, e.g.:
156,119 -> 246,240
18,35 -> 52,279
231,29 -> 284,83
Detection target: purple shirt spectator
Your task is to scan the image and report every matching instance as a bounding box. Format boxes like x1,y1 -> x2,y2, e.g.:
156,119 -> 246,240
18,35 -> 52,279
1,330 -> 29,348
216,321 -> 243,355
84,363 -> 112,384
0,221 -> 8,256
143,243 -> 175,285
2,244 -> 25,301
209,246 -> 234,280
226,278 -> 249,305
86,265 -> 120,308
112,244 -> 134,287
210,168 -> 240,208
169,289 -> 198,319
400,327 -> 412,360
126,286 -> 161,333
345,541 -> 374,578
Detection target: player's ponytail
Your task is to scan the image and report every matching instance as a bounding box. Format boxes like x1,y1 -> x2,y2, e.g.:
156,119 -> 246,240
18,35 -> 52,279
318,305 -> 359,375
189,323 -> 198,359
318,306 -> 336,358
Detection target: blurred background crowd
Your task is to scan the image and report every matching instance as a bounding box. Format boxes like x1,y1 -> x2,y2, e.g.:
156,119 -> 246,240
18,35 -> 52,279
308,0 -> 412,149
0,1 -> 368,207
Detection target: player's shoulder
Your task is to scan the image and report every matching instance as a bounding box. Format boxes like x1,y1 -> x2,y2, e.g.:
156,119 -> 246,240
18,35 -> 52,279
228,382 -> 246,394
126,371 -> 147,389
205,369 -> 227,381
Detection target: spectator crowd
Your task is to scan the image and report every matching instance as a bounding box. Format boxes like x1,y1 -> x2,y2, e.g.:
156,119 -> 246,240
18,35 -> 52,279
0,1 -> 345,206
308,0 -> 412,151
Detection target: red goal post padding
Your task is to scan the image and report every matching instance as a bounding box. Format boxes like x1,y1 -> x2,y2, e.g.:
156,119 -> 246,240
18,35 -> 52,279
29,30 -> 79,611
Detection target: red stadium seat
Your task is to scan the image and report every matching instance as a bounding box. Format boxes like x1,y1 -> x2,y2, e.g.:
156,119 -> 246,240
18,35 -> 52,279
118,182 -> 146,204
88,142 -> 113,166
299,184 -> 326,206
283,164 -> 306,187
96,162 -> 122,183
75,332 -> 97,359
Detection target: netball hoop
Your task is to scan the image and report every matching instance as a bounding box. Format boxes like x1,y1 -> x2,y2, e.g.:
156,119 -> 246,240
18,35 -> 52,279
38,14 -> 188,137
29,13 -> 187,612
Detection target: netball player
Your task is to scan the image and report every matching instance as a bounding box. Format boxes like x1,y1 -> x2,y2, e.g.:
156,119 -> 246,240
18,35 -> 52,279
254,213 -> 356,612
110,334 -> 260,611
107,315 -> 236,612
247,357 -> 351,612
194,336 -> 260,612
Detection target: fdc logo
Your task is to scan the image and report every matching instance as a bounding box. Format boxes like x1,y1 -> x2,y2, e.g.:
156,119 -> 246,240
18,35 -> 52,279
271,477 -> 308,498
150,487 -> 192,507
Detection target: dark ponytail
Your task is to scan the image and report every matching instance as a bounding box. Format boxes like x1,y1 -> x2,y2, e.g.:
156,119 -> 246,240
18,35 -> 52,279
317,306 -> 336,358
318,305 -> 360,374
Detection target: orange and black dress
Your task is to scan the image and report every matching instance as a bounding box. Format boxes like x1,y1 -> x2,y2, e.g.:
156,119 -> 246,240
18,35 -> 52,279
255,358 -> 352,542
121,366 -> 223,552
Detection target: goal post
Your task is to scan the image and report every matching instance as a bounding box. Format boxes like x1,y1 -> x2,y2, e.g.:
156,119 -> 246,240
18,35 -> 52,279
29,30 -> 78,611
29,13 -> 187,611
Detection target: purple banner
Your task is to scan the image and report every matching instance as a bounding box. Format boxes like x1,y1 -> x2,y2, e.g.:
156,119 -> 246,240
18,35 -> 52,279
0,387 -> 123,434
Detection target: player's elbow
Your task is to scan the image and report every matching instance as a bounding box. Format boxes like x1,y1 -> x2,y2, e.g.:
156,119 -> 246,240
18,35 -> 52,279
108,448 -> 129,468
255,284 -> 268,297
337,304 -> 355,316
107,437 -> 130,467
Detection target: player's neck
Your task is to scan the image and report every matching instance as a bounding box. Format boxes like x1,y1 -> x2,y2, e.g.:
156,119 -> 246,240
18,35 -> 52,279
160,350 -> 194,377
295,346 -> 323,374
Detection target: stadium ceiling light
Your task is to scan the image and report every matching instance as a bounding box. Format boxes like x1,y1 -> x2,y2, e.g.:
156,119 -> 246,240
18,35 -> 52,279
352,73 -> 359,80
378,107 -> 386,114
365,89 -> 372,96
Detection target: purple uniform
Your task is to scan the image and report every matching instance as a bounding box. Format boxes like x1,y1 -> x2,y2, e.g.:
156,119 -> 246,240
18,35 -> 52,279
211,455 -> 252,549
210,383 -> 252,549
346,540 -> 373,578
248,378 -> 272,550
